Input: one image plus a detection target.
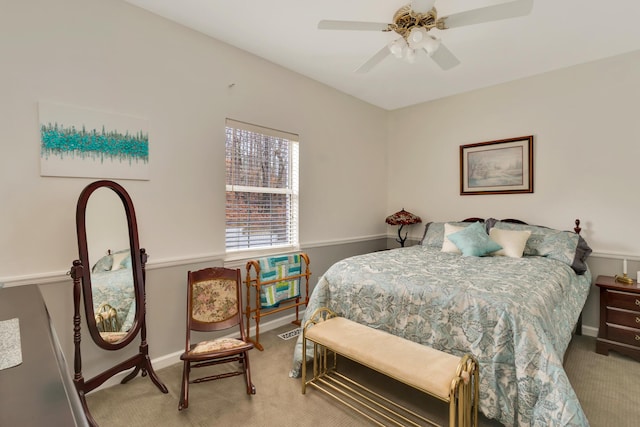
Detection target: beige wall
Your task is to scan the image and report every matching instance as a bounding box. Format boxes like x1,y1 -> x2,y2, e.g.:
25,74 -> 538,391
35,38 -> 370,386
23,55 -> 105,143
387,50 -> 640,333
0,0 -> 388,281
0,0 -> 387,382
2,0 -> 640,383
387,50 -> 640,252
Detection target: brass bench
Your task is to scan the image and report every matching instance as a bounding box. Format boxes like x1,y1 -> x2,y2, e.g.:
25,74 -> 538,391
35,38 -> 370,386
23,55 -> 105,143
302,307 -> 479,427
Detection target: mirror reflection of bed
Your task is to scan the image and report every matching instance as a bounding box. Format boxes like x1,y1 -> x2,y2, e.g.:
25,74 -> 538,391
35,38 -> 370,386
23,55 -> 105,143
85,187 -> 134,344
91,249 -> 136,343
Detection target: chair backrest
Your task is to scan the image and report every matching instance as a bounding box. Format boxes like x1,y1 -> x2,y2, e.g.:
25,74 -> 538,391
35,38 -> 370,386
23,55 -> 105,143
186,267 -> 244,334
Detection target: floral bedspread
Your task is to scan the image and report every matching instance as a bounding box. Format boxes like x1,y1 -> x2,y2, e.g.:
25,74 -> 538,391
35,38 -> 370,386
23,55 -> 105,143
91,267 -> 136,332
290,246 -> 591,426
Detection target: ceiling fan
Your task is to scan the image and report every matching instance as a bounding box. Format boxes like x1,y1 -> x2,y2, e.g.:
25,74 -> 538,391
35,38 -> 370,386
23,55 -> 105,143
318,0 -> 534,72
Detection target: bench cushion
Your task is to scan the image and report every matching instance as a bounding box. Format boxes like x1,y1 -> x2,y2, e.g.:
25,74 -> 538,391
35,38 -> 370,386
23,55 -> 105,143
304,317 -> 461,401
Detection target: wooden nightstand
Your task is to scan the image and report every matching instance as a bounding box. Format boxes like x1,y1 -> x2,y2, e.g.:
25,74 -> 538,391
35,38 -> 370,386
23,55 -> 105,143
595,275 -> 640,361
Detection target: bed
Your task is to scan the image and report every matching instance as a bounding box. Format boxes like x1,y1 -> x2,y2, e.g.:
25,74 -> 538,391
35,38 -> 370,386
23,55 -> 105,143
90,249 -> 136,340
291,218 -> 592,427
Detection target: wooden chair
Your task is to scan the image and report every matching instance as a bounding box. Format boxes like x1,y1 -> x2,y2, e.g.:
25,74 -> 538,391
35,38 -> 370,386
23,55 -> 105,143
178,267 -> 256,411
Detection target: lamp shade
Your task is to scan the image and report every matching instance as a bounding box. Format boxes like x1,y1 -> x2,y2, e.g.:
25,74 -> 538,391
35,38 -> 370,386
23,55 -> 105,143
385,209 -> 422,226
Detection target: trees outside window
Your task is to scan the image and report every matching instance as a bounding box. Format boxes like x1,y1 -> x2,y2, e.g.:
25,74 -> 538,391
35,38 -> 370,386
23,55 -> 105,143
225,119 -> 299,252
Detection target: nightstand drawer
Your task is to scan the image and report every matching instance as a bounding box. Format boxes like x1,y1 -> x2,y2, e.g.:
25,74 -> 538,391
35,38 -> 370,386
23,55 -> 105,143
606,324 -> 640,348
608,307 -> 640,328
596,275 -> 640,361
606,290 -> 640,311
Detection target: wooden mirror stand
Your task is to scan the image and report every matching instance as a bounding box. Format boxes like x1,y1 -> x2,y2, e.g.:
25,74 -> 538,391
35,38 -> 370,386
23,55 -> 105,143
70,180 -> 167,426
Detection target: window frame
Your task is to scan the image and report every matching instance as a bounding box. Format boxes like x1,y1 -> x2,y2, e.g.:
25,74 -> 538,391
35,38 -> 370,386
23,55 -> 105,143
224,119 -> 299,260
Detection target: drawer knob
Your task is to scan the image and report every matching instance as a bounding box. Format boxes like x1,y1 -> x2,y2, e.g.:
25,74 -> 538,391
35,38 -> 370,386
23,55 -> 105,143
636,299 -> 640,306
636,335 -> 640,341
637,317 -> 640,324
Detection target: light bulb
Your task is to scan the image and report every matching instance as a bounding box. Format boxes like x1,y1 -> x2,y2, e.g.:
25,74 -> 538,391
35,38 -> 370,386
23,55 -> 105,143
410,27 -> 423,43
423,35 -> 441,56
408,27 -> 427,49
388,38 -> 407,59
388,40 -> 401,57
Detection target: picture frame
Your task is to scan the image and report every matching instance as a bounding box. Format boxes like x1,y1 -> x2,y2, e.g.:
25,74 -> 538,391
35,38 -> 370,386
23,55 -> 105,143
460,135 -> 533,195
39,102 -> 150,180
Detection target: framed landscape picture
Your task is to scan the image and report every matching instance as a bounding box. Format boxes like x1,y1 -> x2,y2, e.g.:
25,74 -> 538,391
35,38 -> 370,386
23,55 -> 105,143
460,135 -> 533,195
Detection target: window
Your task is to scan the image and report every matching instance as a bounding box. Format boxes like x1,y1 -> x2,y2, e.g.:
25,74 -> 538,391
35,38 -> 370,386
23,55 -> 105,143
225,119 -> 299,253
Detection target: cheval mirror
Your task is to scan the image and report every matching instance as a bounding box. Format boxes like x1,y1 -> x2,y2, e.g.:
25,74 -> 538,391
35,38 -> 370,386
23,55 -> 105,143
70,180 -> 167,426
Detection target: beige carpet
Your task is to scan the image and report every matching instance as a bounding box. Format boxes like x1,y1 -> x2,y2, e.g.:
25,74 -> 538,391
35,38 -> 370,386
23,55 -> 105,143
86,326 -> 640,426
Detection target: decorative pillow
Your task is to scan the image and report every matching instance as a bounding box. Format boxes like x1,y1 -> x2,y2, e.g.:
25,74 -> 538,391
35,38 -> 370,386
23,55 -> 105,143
447,221 -> 502,257
110,250 -> 130,271
572,236 -> 592,275
487,219 -> 592,274
441,223 -> 466,253
420,221 -> 475,249
420,222 -> 442,248
537,231 -> 584,270
92,254 -> 113,273
120,253 -> 132,269
489,228 -> 531,258
488,220 -> 562,256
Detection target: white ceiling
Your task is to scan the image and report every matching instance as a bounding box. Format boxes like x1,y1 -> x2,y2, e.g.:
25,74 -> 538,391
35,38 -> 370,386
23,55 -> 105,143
123,0 -> 640,110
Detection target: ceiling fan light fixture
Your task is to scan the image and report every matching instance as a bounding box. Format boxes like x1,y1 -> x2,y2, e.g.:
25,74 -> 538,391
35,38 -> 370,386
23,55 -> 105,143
389,37 -> 408,58
408,27 -> 427,48
411,0 -> 436,14
318,0 -> 534,73
423,35 -> 441,55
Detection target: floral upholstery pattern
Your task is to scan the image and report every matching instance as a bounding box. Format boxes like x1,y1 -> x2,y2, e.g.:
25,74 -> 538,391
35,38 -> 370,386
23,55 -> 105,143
100,331 -> 128,344
191,278 -> 238,323
189,337 -> 247,355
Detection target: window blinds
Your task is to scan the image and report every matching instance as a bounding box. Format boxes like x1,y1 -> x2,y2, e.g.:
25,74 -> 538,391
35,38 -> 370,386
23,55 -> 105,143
225,119 -> 299,252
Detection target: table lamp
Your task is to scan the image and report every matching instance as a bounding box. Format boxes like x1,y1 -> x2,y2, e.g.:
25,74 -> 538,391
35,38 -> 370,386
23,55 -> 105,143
385,209 -> 422,247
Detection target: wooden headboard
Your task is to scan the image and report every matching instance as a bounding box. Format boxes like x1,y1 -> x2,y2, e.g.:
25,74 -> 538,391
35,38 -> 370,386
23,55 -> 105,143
462,218 -> 582,234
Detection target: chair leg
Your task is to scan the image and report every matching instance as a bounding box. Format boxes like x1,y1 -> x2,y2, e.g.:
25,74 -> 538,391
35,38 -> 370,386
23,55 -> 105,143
178,361 -> 190,410
243,352 -> 256,395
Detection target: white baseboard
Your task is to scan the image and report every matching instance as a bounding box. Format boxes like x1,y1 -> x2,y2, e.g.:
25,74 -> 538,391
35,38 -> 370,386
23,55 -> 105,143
581,325 -> 598,338
88,310 -> 304,393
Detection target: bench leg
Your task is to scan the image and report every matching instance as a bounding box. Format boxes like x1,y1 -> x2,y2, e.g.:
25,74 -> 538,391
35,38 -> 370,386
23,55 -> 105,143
449,355 -> 479,427
301,336 -> 307,394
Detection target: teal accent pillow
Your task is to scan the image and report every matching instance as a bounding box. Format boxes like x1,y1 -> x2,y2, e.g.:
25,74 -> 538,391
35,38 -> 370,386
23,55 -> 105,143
120,253 -> 132,269
447,221 -> 502,257
420,221 -> 477,248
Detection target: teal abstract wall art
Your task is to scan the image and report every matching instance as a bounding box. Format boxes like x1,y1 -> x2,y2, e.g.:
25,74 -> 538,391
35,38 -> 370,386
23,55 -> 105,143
40,123 -> 148,163
39,102 -> 150,180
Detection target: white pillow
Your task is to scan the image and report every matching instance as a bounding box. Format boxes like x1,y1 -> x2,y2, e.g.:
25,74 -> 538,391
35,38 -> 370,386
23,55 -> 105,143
110,251 -> 129,271
489,228 -> 532,258
441,223 -> 466,253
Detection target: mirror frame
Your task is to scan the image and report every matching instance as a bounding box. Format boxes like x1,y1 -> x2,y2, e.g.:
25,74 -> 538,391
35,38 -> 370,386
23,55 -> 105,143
75,180 -> 143,350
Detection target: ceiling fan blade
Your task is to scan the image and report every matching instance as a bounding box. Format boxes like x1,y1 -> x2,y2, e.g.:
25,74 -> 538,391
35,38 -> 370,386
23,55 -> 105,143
428,43 -> 460,70
355,45 -> 391,73
442,0 -> 533,29
318,20 -> 390,31
411,0 -> 436,13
